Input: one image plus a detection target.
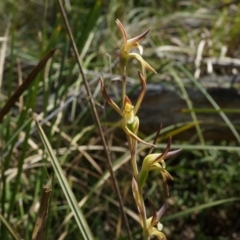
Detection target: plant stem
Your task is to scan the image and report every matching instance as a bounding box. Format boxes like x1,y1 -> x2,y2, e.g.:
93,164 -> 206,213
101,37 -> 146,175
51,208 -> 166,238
139,191 -> 149,240
121,66 -> 126,107
128,137 -> 149,240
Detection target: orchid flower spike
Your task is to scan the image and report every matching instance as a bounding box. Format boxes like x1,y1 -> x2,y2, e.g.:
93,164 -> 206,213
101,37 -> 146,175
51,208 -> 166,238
116,19 -> 156,77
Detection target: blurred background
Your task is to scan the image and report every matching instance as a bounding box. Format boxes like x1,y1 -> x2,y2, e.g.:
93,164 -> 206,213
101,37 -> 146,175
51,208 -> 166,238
1,0 -> 240,239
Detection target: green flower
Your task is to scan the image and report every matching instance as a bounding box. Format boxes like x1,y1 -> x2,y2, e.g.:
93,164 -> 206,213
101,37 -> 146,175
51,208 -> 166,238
139,137 -> 181,196
100,76 -> 154,147
146,200 -> 168,240
116,19 -> 156,77
122,95 -> 135,124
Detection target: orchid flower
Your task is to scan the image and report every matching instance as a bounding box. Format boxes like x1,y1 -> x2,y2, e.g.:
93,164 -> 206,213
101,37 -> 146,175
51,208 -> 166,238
132,177 -> 168,240
146,200 -> 168,240
100,77 -> 154,147
139,137 -> 181,196
116,19 -> 156,78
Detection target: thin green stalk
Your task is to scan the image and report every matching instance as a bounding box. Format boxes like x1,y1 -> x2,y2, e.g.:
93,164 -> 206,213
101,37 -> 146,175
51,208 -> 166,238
138,190 -> 149,240
131,147 -> 149,240
0,214 -> 21,240
156,143 -> 240,151
169,66 -> 206,147
121,67 -> 127,107
126,135 -> 138,177
8,117 -> 31,217
182,108 -> 240,114
127,134 -> 149,240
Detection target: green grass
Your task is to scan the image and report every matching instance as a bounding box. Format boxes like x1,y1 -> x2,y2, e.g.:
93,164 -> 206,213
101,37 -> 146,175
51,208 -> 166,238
1,0 -> 240,239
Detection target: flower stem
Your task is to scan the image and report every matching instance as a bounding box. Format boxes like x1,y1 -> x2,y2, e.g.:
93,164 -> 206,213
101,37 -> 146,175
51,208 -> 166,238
128,137 -> 149,240
121,66 -> 126,107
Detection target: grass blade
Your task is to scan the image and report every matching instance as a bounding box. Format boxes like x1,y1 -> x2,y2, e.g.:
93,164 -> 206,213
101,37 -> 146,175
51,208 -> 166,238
163,197 -> 240,222
34,115 -> 94,240
0,214 -> 22,240
177,63 -> 240,144
169,66 -> 206,146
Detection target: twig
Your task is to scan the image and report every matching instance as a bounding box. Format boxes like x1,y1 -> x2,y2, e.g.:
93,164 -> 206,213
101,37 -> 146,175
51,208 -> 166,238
0,49 -> 56,122
31,185 -> 52,240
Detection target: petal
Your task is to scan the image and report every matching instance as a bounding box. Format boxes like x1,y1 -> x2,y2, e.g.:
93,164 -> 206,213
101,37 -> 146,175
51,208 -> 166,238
157,222 -> 163,231
160,170 -> 171,196
165,149 -> 182,159
143,153 -> 161,167
148,198 -> 157,227
151,137 -> 172,165
138,44 -> 143,55
122,96 -> 134,124
122,122 -> 155,147
134,71 -> 146,115
129,53 -> 157,74
127,29 -> 150,44
150,228 -> 167,240
115,19 -> 127,43
125,42 -> 140,53
164,170 -> 174,181
156,202 -> 168,221
100,77 -> 123,117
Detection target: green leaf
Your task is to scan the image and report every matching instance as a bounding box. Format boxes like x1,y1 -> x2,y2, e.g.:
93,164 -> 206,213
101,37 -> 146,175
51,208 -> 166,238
77,0 -> 102,51
34,116 -> 94,240
0,214 -> 22,240
162,197 -> 240,222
